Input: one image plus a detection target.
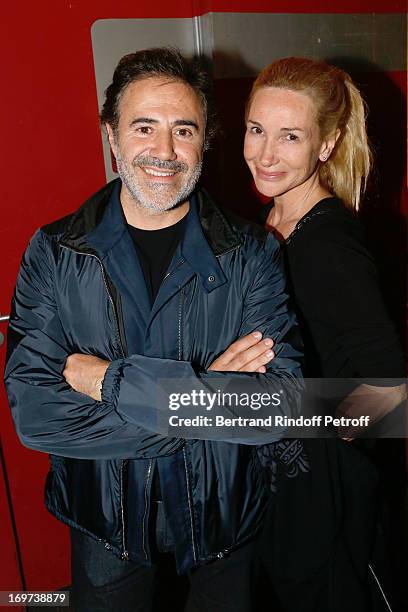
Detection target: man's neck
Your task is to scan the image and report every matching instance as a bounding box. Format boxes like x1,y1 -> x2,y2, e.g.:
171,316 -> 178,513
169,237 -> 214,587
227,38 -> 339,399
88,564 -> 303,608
120,187 -> 190,230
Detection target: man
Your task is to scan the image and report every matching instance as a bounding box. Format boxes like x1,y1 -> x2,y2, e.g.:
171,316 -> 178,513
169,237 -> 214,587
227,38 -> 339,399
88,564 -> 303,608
5,48 -> 301,611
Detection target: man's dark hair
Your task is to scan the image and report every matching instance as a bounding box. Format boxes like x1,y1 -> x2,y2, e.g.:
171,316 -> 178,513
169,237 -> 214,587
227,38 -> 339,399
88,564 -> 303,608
100,47 -> 217,150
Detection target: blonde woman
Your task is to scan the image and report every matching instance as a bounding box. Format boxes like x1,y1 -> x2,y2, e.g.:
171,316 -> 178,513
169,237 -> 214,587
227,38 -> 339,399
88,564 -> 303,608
244,58 -> 406,611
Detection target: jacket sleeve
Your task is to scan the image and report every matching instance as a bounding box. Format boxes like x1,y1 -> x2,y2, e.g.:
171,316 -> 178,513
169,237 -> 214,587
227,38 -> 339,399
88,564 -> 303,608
4,230 -> 186,460
5,231 -> 302,459
237,233 -> 303,376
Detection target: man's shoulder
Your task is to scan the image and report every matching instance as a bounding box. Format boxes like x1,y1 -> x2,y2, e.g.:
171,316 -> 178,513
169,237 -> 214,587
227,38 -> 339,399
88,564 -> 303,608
211,200 -> 280,260
222,207 -> 269,244
41,212 -> 76,238
197,188 -> 274,260
41,180 -> 118,239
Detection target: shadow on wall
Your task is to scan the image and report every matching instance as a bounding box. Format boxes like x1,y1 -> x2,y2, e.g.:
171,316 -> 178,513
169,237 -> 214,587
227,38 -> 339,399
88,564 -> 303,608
327,56 -> 407,349
201,51 -> 263,222
203,52 -> 407,349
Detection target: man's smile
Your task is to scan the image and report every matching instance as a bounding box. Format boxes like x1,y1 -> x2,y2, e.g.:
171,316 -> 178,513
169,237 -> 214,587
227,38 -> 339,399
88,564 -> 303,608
141,167 -> 177,178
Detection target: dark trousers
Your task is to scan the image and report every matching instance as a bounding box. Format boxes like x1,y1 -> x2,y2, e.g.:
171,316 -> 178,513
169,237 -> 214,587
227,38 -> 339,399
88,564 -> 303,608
70,502 -> 254,612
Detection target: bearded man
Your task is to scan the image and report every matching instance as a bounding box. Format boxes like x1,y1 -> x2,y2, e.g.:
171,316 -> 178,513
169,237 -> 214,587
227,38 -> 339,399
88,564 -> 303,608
5,48 -> 301,611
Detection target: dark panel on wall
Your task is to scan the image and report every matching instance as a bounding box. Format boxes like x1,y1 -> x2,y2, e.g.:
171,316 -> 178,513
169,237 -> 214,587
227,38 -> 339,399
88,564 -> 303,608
203,0 -> 406,13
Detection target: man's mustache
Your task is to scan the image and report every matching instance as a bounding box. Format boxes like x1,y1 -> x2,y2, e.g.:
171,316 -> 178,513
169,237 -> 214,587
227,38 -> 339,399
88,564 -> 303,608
132,156 -> 188,173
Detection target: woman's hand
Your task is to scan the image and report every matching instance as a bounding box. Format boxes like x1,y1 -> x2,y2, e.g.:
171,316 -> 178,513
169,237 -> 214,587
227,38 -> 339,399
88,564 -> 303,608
336,383 -> 407,439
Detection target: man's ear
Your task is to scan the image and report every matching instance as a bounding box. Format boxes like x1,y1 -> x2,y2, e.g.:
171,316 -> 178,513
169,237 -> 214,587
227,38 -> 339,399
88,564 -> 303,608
319,128 -> 341,162
105,124 -> 118,158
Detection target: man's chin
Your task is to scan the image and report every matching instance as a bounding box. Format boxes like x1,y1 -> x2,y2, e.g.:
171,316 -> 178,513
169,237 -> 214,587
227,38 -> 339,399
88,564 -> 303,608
140,203 -> 180,215
134,195 -> 188,215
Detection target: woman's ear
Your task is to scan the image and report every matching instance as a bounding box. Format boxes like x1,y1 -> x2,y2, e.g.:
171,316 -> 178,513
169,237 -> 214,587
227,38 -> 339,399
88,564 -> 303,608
319,129 -> 341,162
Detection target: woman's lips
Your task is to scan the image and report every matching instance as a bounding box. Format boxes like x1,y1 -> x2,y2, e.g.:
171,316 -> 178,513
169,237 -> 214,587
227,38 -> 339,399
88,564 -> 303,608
256,168 -> 287,180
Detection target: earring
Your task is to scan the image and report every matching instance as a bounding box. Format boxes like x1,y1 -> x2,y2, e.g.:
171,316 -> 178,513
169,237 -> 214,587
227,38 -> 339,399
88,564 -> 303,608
321,154 -> 328,161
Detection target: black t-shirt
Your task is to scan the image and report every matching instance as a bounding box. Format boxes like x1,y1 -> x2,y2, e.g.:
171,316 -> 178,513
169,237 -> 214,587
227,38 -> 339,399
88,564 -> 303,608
127,215 -> 187,304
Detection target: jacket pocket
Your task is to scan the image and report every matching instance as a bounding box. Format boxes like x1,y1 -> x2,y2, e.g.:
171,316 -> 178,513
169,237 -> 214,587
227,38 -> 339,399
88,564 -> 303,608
45,456 -> 123,548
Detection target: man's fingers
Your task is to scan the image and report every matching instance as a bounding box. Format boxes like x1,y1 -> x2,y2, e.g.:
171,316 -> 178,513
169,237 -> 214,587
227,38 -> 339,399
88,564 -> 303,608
208,333 -> 275,372
216,331 -> 264,366
227,339 -> 273,371
238,349 -> 275,372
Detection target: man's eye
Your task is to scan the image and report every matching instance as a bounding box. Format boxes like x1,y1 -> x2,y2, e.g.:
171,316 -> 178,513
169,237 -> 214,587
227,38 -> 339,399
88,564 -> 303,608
137,126 -> 152,134
176,128 -> 193,138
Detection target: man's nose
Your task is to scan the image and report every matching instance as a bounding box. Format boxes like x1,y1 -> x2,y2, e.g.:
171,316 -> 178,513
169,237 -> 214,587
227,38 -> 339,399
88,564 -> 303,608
150,130 -> 177,161
260,139 -> 279,167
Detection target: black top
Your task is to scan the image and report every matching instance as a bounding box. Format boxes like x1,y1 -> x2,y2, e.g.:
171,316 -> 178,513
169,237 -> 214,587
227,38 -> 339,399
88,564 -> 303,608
265,197 -> 404,379
127,215 -> 187,304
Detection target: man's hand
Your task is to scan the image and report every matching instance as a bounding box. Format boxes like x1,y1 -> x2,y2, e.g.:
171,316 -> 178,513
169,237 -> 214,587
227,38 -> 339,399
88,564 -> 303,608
208,332 -> 274,373
63,354 -> 110,401
64,332 -> 274,400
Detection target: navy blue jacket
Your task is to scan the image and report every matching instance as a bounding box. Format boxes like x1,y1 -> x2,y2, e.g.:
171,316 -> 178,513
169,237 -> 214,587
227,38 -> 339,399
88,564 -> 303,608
5,180 -> 302,572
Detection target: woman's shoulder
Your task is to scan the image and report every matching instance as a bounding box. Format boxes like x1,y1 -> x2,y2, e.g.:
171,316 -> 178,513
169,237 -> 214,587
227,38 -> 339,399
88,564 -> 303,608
287,197 -> 367,255
291,197 -> 361,240
285,197 -> 378,285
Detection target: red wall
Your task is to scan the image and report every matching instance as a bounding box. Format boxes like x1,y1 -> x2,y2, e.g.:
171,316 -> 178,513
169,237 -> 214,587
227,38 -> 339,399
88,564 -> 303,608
0,0 -> 406,593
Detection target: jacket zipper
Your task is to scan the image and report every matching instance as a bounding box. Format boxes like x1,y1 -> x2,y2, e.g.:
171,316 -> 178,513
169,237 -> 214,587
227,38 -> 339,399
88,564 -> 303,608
215,244 -> 240,258
177,287 -> 198,563
177,288 -> 184,361
139,259 -> 186,561
183,447 -> 197,563
59,244 -> 128,558
141,460 -> 153,560
119,459 -> 129,560
163,257 -> 185,282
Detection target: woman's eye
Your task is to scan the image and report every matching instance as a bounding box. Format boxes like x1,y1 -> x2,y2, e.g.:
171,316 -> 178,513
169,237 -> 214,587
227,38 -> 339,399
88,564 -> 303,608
249,126 -> 263,135
285,133 -> 298,142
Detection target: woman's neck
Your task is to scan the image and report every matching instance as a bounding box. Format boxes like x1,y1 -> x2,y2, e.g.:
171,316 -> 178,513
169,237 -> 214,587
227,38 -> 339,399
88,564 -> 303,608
267,176 -> 332,240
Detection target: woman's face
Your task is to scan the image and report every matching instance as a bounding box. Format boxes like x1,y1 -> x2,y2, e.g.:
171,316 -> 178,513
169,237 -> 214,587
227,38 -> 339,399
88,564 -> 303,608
244,86 -> 331,200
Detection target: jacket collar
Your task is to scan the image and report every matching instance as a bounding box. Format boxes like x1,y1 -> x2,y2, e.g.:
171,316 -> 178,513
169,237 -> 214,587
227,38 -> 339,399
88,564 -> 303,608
60,178 -> 241,291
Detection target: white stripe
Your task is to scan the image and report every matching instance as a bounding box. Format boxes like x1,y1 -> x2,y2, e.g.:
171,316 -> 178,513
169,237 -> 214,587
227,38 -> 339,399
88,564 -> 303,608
369,563 -> 393,612
193,14 -> 214,61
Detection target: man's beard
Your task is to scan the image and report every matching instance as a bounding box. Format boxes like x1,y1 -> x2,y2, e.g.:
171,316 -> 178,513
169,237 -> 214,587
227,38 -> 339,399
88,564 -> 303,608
116,152 -> 203,214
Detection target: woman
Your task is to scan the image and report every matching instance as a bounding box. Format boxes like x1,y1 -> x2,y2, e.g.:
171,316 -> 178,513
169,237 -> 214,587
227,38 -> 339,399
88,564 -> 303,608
243,58 -> 406,611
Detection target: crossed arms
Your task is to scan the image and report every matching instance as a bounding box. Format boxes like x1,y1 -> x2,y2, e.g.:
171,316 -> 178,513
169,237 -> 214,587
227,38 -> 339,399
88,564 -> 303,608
4,229 -> 302,459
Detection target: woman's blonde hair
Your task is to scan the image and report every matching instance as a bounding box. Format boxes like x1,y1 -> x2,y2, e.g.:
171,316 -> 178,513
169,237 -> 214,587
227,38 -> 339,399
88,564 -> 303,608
246,57 -> 371,210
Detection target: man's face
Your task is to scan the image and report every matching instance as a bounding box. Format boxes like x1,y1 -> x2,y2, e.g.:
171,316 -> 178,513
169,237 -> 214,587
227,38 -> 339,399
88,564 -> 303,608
106,76 -> 206,214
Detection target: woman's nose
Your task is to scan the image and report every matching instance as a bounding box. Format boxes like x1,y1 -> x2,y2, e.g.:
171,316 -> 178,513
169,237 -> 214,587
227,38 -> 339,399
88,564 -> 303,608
260,139 -> 279,166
